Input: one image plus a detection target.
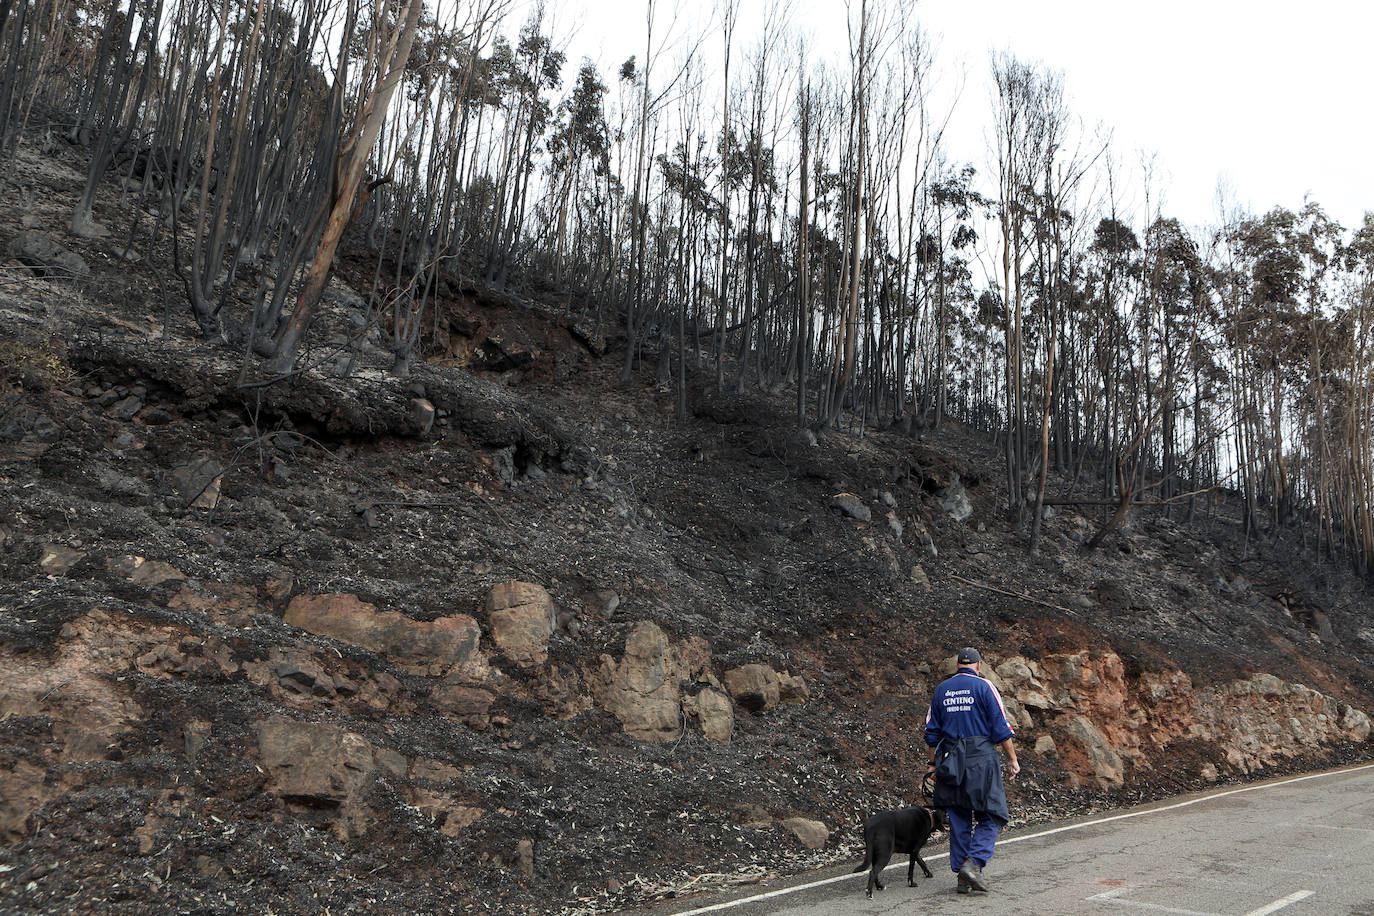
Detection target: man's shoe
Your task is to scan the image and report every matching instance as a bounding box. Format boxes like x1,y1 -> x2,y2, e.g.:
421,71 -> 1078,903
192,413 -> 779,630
958,858 -> 988,892
956,874 -> 972,894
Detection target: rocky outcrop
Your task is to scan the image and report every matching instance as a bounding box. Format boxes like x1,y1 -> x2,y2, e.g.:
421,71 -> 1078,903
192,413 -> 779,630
937,474 -> 973,521
7,229 -> 89,278
284,593 -> 481,676
484,580 -> 556,667
724,664 -> 780,712
594,622 -> 691,743
781,817 -> 829,849
685,687 -> 734,743
257,716 -> 406,840
991,650 -> 1372,788
723,663 -> 809,713
593,622 -> 735,744
106,554 -> 186,587
0,609 -> 154,838
39,543 -> 86,575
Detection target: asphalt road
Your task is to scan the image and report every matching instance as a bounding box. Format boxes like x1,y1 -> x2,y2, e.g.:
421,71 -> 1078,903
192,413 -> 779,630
628,762 -> 1374,916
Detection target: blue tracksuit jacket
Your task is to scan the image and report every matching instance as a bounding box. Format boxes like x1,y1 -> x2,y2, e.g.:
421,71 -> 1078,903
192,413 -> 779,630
924,667 -> 1014,824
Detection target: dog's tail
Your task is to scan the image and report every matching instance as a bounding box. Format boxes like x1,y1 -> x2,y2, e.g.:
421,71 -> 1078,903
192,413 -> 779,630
851,846 -> 871,873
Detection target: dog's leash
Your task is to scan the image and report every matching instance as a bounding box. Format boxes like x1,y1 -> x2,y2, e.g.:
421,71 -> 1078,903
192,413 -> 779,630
918,771 -> 949,832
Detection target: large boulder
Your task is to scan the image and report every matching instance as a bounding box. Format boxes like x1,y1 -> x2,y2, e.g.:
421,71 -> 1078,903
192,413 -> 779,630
484,581 -> 556,667
594,621 -> 684,743
284,593 -> 480,675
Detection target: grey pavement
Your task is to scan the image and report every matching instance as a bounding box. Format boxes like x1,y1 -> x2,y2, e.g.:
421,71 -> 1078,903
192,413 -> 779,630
630,762 -> 1374,916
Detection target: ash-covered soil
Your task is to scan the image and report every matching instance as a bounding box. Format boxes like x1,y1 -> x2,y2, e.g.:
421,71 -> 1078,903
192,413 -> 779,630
1,137 -> 1372,915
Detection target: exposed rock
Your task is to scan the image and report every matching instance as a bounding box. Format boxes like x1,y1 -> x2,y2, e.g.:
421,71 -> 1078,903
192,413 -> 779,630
484,580 -> 556,667
108,394 -> 144,420
1342,705 -> 1371,741
284,593 -> 481,675
40,543 -> 86,575
106,554 -> 185,587
778,671 -> 810,704
532,664 -> 593,720
256,715 -> 407,839
938,474 -> 973,522
93,463 -> 149,498
781,817 -> 829,850
2,610 -> 148,763
275,657 -> 335,696
264,569 -> 295,605
516,837 -> 536,879
183,720 -> 212,760
993,649 -> 1372,782
7,229 -> 89,278
0,760 -> 52,841
1062,715 -> 1125,789
167,580 -> 265,626
138,405 -> 174,425
829,492 -> 871,522
724,664 -> 781,713
1033,735 -> 1057,757
689,687 -> 734,743
594,621 -> 684,743
411,789 -> 483,837
170,456 -> 224,509
996,656 -> 1054,710
409,397 -> 436,435
907,517 -> 938,556
431,684 -> 495,729
594,590 -> 621,617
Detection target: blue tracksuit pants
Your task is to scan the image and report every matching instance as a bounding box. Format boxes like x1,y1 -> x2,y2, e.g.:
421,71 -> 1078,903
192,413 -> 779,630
946,805 -> 1000,871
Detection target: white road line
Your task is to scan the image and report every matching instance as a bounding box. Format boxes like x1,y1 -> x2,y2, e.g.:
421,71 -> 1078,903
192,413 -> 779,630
999,762 -> 1374,848
662,762 -> 1374,916
1241,890 -> 1315,916
1085,885 -> 1220,916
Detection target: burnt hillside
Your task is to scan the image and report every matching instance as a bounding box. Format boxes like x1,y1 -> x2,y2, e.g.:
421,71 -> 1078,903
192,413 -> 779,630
0,138 -> 1372,915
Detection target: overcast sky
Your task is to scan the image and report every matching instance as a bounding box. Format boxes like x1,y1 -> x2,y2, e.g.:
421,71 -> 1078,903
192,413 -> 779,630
552,0 -> 1372,233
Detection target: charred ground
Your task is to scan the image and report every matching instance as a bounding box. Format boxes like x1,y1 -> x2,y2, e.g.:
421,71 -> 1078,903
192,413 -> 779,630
1,137 -> 1372,915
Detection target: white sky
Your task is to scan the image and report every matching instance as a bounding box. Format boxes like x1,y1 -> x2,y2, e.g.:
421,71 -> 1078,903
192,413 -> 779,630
549,0 -> 1372,234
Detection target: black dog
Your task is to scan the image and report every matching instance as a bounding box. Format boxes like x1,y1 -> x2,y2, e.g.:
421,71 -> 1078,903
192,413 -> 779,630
852,805 -> 948,898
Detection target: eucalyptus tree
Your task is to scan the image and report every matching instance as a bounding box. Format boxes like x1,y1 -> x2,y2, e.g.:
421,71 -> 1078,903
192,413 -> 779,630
927,164 -> 986,428
546,60 -> 611,286
265,0 -> 430,374
990,53 -> 1069,518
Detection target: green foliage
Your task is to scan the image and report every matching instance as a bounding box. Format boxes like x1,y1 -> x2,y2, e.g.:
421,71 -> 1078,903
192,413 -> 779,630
0,337 -> 73,390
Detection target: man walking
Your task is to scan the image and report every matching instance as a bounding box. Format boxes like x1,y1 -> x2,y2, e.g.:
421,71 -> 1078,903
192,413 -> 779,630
924,647 -> 1019,894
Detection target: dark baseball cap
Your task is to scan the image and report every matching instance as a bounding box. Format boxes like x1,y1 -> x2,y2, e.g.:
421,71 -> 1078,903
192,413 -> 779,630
957,647 -> 981,664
